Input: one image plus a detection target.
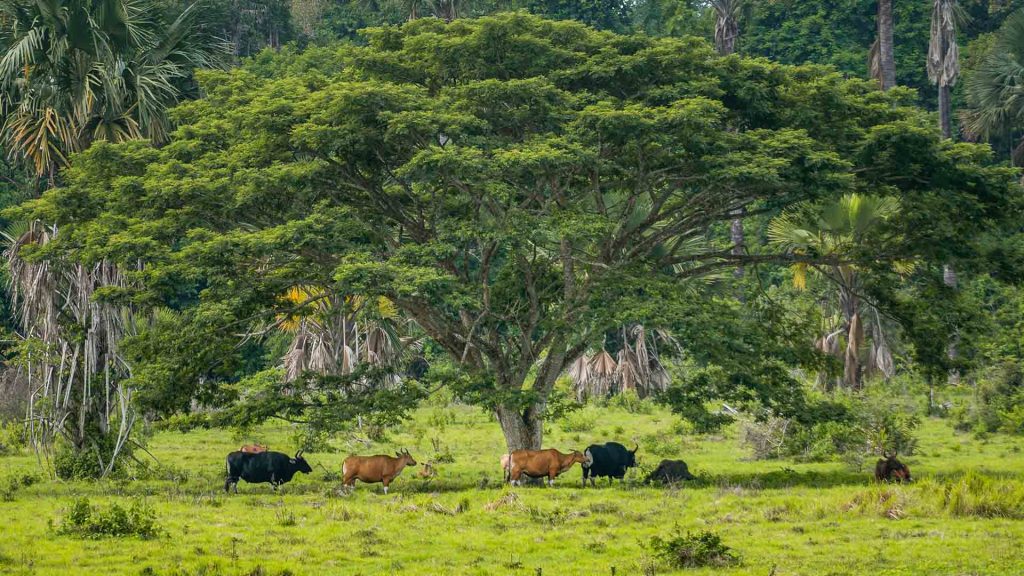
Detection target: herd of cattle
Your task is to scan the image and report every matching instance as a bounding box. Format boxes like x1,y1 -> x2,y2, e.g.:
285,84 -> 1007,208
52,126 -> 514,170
224,442 -> 911,493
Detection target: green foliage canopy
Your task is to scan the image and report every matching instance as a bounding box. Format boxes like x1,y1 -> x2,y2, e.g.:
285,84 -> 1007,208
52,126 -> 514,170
12,14 -> 1020,447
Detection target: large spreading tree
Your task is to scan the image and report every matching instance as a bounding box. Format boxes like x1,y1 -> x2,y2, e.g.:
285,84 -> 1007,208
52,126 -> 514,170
12,14 -> 1019,450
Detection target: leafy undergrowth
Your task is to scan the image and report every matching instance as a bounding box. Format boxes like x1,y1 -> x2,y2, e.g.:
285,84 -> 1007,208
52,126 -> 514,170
1,399 -> 1023,574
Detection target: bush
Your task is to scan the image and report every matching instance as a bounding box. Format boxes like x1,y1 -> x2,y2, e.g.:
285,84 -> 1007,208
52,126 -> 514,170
0,473 -> 40,501
56,498 -> 161,539
559,406 -> 597,433
293,427 -> 337,453
0,420 -> 27,455
959,362 -> 1024,434
609,390 -> 653,414
648,527 -> 739,568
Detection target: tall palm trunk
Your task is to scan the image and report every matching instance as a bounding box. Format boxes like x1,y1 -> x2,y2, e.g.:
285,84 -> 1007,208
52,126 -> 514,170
929,0 -> 961,138
877,0 -> 897,90
939,84 -> 953,138
944,264 -> 960,384
712,1 -> 744,277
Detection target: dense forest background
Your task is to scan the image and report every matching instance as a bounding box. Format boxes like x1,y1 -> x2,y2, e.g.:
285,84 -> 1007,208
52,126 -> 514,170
0,0 -> 1023,476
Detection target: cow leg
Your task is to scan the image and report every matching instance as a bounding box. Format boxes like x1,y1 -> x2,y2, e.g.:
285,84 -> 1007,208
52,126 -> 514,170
581,467 -> 589,488
224,476 -> 235,493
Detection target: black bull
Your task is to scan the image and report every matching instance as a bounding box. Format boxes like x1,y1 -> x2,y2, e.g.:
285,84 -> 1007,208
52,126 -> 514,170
581,442 -> 638,486
225,450 -> 312,493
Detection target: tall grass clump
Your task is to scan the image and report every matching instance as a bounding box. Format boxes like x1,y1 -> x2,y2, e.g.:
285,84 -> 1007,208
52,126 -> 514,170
940,471 -> 1024,519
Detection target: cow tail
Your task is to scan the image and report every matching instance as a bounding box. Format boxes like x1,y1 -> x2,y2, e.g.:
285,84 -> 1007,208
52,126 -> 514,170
504,450 -> 512,484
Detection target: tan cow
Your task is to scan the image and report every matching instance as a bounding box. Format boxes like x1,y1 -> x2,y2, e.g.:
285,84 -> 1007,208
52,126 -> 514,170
504,448 -> 587,487
240,443 -> 268,454
342,449 -> 417,494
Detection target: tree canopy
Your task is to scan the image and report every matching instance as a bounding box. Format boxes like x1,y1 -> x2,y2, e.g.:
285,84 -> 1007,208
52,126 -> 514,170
9,13 -> 1021,450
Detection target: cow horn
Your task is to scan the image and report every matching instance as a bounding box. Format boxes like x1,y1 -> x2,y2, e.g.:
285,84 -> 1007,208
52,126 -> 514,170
631,442 -> 639,454
296,449 -> 304,458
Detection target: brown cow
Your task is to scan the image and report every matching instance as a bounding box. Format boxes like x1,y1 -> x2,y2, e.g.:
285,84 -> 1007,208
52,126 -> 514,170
343,449 -> 417,494
504,448 -> 587,487
875,455 -> 912,483
240,444 -> 268,454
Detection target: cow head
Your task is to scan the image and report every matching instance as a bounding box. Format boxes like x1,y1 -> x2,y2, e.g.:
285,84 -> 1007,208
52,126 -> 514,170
626,443 -> 639,468
569,450 -> 588,466
396,448 -> 417,467
291,450 -> 313,474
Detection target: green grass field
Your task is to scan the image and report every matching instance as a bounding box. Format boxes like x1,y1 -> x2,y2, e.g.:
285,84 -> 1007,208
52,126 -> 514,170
2,396 -> 1024,576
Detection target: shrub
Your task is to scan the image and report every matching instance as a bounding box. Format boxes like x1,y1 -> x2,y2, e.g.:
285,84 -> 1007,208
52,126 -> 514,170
0,420 -> 27,455
559,406 -> 597,433
53,433 -> 130,480
609,390 -> 653,414
56,498 -> 161,539
648,527 -> 739,568
293,427 -> 337,453
0,473 -> 40,501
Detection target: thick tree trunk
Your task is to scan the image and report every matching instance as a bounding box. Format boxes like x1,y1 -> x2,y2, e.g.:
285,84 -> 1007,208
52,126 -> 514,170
495,404 -> 543,451
877,0 -> 897,91
938,84 -> 952,138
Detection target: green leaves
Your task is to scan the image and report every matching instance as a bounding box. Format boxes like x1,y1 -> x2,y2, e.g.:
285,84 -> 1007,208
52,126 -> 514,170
15,13 -> 1020,435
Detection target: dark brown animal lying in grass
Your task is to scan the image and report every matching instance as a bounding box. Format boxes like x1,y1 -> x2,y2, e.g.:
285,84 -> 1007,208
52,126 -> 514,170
644,459 -> 696,484
343,449 -> 417,494
875,455 -> 911,483
239,443 -> 268,454
504,448 -> 587,486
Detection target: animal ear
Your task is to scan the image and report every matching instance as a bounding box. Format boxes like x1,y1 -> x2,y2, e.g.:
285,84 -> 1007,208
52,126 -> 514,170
396,451 -> 402,457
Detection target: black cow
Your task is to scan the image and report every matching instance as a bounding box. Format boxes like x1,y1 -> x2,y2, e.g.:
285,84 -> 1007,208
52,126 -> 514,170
224,450 -> 312,493
581,442 -> 638,487
644,459 -> 696,484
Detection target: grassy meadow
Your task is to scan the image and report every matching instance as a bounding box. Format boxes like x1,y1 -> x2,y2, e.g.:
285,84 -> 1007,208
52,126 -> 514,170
2,392 -> 1024,576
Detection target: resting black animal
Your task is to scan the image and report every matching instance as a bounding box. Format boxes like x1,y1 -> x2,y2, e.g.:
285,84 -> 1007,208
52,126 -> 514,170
644,459 -> 696,484
874,455 -> 911,483
225,450 -> 312,493
581,442 -> 638,487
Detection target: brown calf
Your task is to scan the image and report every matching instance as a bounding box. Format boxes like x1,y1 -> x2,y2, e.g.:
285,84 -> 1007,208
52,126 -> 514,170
417,462 -> 436,479
343,449 -> 417,494
240,444 -> 268,454
504,448 -> 587,487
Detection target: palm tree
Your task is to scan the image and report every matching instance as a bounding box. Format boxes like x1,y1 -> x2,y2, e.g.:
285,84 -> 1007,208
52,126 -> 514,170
3,221 -> 139,476
963,9 -> 1024,164
872,0 -> 897,90
710,0 -> 742,56
709,0 -> 746,274
769,194 -> 905,390
0,0 -> 225,182
568,326 -> 674,402
928,0 -> 963,138
276,286 -> 413,386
